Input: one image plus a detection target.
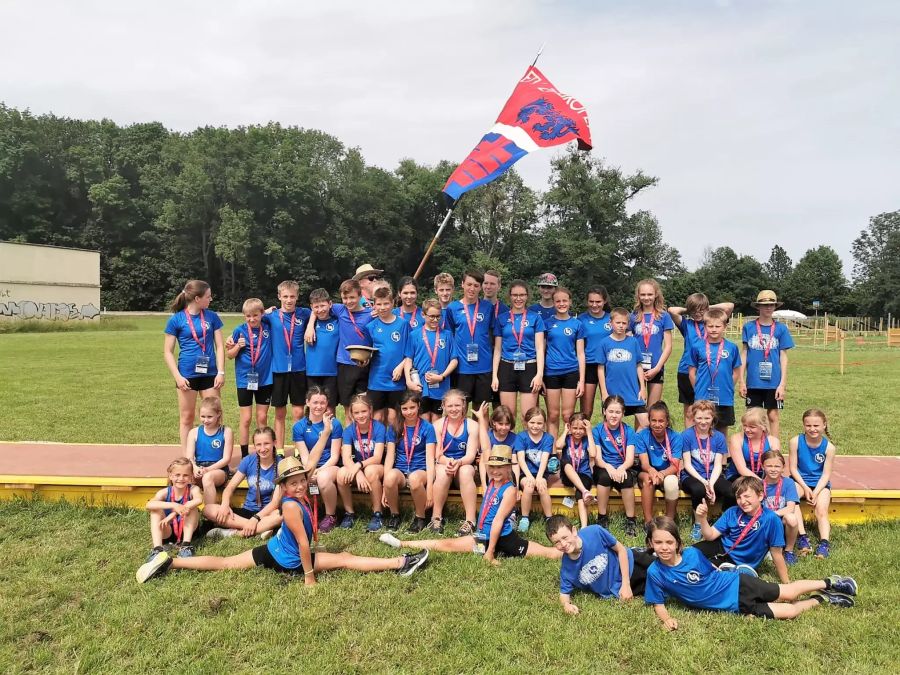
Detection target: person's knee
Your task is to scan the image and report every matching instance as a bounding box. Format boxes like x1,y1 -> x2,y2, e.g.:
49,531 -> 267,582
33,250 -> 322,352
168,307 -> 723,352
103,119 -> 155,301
784,512 -> 798,528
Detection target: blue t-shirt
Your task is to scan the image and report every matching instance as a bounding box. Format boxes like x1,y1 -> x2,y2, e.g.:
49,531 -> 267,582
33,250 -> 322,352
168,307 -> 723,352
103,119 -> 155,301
689,338 -> 741,406
266,308 -> 312,374
237,453 -> 277,512
578,311 -> 613,363
592,422 -> 637,467
305,315 -> 340,377
366,316 -> 409,392
405,327 -> 454,400
332,303 -> 374,366
680,429 -> 728,481
342,421 -> 388,463
513,431 -> 555,475
393,306 -> 425,330
194,425 -> 226,463
724,435 -> 772,480
645,547 -> 740,613
544,316 -> 585,376
292,417 -> 343,467
446,299 -> 495,375
266,497 -> 313,569
477,480 -> 515,537
562,435 -> 591,475
676,317 -> 706,375
559,525 -> 632,599
164,309 -> 224,379
714,506 -> 785,568
629,311 -> 674,370
388,420 -> 436,474
796,435 -> 829,486
496,310 -> 545,361
597,336 -> 644,406
764,477 -> 800,511
487,429 -> 514,450
636,428 -> 682,472
230,323 -> 274,389
528,303 -> 557,324
742,321 -> 795,390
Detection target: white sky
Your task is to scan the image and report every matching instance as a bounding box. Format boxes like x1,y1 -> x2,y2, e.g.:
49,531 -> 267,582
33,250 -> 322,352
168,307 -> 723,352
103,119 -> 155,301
1,0 -> 897,272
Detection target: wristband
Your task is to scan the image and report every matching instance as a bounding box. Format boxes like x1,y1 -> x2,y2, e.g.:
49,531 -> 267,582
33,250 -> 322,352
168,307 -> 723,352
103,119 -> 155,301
252,515 -> 261,522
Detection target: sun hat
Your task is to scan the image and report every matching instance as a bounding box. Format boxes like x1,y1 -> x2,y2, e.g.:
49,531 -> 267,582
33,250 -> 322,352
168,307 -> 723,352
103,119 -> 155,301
486,445 -> 514,466
346,344 -> 377,365
276,456 -> 310,484
537,272 -> 558,287
353,264 -> 384,281
751,290 -> 783,308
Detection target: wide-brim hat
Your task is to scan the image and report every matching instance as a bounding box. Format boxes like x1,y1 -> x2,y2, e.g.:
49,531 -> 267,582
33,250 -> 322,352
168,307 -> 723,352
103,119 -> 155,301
751,290 -> 783,308
353,264 -> 384,281
347,344 -> 377,364
276,456 -> 310,484
487,444 -> 514,466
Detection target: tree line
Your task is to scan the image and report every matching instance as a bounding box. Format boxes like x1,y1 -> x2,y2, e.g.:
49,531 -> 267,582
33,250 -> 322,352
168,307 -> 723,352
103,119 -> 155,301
1,104 -> 896,317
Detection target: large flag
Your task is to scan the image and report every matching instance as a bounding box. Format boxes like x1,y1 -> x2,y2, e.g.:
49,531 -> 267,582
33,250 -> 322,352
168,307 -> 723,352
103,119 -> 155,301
442,66 -> 592,205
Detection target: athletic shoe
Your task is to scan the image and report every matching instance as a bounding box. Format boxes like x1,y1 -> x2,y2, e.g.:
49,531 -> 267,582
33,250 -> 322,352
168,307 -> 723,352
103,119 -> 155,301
456,520 -> 475,537
366,513 -> 384,533
797,534 -> 812,555
735,564 -> 758,577
815,540 -> 830,558
397,549 -> 429,577
718,562 -> 737,573
784,550 -> 798,565
136,551 -> 172,584
597,514 -> 609,530
690,523 -> 702,542
379,532 -> 402,548
339,513 -> 356,529
387,513 -> 402,531
409,516 -> 428,534
206,528 -> 238,540
426,517 -> 444,534
517,516 -> 531,533
319,515 -> 338,534
812,591 -> 855,608
145,546 -> 165,563
828,575 -> 858,596
176,544 -> 195,558
624,518 -> 637,538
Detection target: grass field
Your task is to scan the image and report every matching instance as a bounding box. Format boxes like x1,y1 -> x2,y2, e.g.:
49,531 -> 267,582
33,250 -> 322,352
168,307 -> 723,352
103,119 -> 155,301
1,315 -> 899,453
0,499 -> 898,674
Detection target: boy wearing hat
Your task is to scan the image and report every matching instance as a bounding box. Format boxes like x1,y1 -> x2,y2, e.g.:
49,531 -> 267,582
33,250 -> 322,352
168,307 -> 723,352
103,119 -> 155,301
529,272 -> 559,323
740,291 -> 795,438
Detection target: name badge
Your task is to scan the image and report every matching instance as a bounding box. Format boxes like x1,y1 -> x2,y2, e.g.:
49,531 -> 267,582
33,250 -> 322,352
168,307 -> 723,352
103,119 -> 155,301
562,496 -> 576,509
194,355 -> 210,374
308,482 -> 320,496
707,386 -> 720,405
641,352 -> 653,369
286,360 -> 292,372
513,350 -> 526,371
758,361 -> 773,381
466,343 -> 479,363
410,368 -> 421,387
246,371 -> 259,391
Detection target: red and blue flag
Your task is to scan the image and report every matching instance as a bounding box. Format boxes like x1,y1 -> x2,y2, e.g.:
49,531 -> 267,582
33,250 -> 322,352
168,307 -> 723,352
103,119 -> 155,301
442,66 -> 592,205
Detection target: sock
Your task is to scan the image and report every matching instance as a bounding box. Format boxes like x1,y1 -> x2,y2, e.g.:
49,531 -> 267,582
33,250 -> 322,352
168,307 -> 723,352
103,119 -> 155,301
240,444 -> 249,457
627,516 -> 636,522
812,594 -> 826,603
823,577 -> 832,590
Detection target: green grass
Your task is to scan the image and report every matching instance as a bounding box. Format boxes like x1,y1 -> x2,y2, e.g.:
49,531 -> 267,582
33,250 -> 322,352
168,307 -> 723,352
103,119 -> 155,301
0,316 -> 899,452
0,499 -> 897,674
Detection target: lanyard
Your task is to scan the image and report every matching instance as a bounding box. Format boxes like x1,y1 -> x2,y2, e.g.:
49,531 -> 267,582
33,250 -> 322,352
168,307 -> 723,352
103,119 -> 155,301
509,312 -> 527,350
402,419 -> 422,469
568,437 -> 585,467
439,418 -> 464,457
440,308 -> 447,332
705,339 -> 724,382
755,320 -> 772,360
477,481 -> 501,533
640,313 -> 653,350
694,430 -> 712,477
494,301 -> 501,319
278,310 -> 295,357
355,423 -> 373,460
184,310 -> 207,354
299,497 -> 318,543
463,301 -> 478,340
245,326 -> 261,368
768,478 -> 783,509
726,507 -> 763,553
346,308 -> 366,340
603,424 -> 626,461
401,307 -> 419,327
653,430 -> 677,466
422,327 -> 440,368
747,435 -> 765,474
692,320 -> 705,342
169,485 -> 190,542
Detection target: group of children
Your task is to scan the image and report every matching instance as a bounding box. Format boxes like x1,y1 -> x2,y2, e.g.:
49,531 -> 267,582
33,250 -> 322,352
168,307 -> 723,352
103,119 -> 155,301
149,268 -> 852,627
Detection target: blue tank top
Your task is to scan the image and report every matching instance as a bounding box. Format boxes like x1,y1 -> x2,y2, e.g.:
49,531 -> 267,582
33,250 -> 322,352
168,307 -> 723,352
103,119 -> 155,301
477,481 -> 514,537
194,425 -> 226,463
439,419 -> 470,460
163,485 -> 191,518
725,435 -> 771,480
796,435 -> 828,485
266,497 -> 314,570
487,429 -> 513,450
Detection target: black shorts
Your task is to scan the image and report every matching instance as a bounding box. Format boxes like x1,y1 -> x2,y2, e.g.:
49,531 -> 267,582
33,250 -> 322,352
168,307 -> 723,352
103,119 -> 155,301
561,469 -> 593,493
498,360 -> 537,393
745,388 -> 784,411
271,371 -> 307,408
715,405 -> 736,427
367,388 -> 404,412
237,384 -> 274,407
197,460 -> 231,479
584,363 -> 600,386
456,372 -> 492,408
737,574 -> 779,618
643,367 -> 664,385
421,397 -> 444,416
187,375 -> 216,392
677,372 -> 695,405
307,375 -> 339,409
691,538 -> 735,567
593,466 -> 638,489
629,548 -> 655,596
232,507 -> 262,520
251,544 -> 304,575
544,370 -> 579,390
495,531 -> 530,558
337,362 -> 369,408
624,405 -> 647,417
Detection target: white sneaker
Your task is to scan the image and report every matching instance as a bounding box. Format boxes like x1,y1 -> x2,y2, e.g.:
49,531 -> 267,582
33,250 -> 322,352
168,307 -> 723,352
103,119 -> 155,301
717,562 -> 737,572
206,527 -> 238,540
379,532 -> 402,548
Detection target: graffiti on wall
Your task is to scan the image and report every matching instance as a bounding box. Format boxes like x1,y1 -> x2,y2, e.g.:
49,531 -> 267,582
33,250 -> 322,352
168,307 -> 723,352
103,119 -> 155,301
0,300 -> 101,320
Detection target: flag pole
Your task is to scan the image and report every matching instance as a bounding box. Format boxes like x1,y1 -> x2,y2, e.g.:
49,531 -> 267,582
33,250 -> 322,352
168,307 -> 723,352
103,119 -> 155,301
412,207 -> 454,281
531,42 -> 546,68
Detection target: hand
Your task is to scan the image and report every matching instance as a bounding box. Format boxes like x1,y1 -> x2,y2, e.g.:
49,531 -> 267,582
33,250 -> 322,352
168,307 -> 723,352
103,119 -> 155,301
217,505 -> 233,525
173,504 -> 190,517
619,585 -> 634,602
304,574 -> 317,586
775,383 -> 786,401
225,336 -> 236,349
564,602 -> 580,616
643,367 -> 658,382
356,472 -> 371,493
535,477 -> 547,492
338,467 -> 354,485
424,371 -> 442,385
695,498 -> 709,520
214,374 -> 225,390
486,555 -> 501,567
176,376 -> 191,391
193,466 -> 203,480
408,380 -> 423,393
391,364 -> 404,382
705,484 -> 716,504
662,617 -> 678,631
739,382 -> 748,398
241,519 -> 259,538
322,411 -> 334,431
236,336 -> 246,349
381,492 -> 390,509
522,477 -> 535,490
491,376 -> 499,392
530,376 -> 543,394
475,402 -> 489,421
159,513 -> 175,530
648,468 -> 661,485
575,381 -> 584,397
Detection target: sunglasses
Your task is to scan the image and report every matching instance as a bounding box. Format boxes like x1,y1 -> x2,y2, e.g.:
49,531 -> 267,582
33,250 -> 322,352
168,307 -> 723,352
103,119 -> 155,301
365,275 -> 382,282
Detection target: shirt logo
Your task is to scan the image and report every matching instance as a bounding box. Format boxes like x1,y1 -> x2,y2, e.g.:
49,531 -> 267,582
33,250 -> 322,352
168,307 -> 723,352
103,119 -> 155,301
211,439 -> 222,449
262,329 -> 270,339
604,322 -> 611,331
720,349 -> 731,358
202,321 -> 210,330
391,331 -> 401,343
525,450 -> 541,465
458,441 -> 467,450
748,334 -> 779,350
439,339 -> 446,349
578,553 -> 609,585
564,327 -> 574,336
634,323 -> 659,336
325,322 -> 335,332
738,516 -> 761,531
814,453 -> 825,463
607,348 -> 632,363
686,570 -> 701,584
410,320 -> 419,328
476,312 -> 485,322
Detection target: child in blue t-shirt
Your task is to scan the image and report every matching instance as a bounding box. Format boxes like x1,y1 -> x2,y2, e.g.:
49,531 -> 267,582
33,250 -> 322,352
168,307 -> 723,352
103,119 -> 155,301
543,286 -> 586,437
365,286 -> 410,424
547,516 -> 655,614
338,394 -> 387,532
305,288 -> 340,412
629,279 -> 674,408
555,412 -> 597,528
644,516 -> 858,629
513,407 -> 558,532
636,401 -> 682,525
578,286 -> 613,420
761,450 -> 801,565
597,308 -> 649,430
789,408 -> 837,559
688,307 -> 741,433
405,298 -> 458,421
184,396 -> 233,504
591,395 -> 640,537
143,457 -> 203,561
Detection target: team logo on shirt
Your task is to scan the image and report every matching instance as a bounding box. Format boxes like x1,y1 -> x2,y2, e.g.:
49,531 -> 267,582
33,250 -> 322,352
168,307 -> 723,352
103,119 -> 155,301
476,312 -> 485,322
410,320 -> 419,328
719,349 -> 731,358
607,348 -> 633,363
814,453 -> 825,463
634,323 -> 660,336
202,321 -> 210,330
325,322 -> 335,331
458,442 -> 467,450
211,439 -> 222,449
439,339 -> 446,349
564,327 -> 574,336
748,334 -> 779,350
525,450 -> 542,465
357,440 -> 371,453
391,331 -> 401,342
738,516 -> 761,531
262,329 -> 270,339
686,570 -> 701,584
578,553 -> 609,585
604,322 -> 611,331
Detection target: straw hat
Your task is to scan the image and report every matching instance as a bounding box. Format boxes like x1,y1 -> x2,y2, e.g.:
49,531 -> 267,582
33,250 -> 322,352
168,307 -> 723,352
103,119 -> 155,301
353,264 -> 384,281
276,456 -> 310,484
486,445 -> 514,466
346,344 -> 377,365
751,290 -> 783,308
